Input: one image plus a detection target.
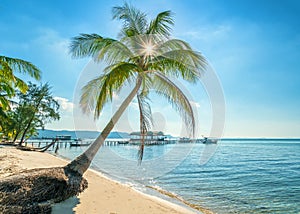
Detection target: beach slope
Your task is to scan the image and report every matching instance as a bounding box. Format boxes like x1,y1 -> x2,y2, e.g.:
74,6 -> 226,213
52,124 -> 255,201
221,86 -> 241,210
0,146 -> 197,214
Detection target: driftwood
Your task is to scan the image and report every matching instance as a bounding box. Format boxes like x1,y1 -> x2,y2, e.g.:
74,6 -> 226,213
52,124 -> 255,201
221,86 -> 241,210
15,146 -> 38,152
16,139 -> 58,152
0,167 -> 88,214
38,139 -> 58,152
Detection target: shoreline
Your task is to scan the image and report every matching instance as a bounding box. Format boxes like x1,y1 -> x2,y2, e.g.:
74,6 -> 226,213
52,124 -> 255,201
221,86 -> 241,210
82,167 -> 201,214
86,166 -> 212,214
0,146 -> 212,214
53,150 -> 212,214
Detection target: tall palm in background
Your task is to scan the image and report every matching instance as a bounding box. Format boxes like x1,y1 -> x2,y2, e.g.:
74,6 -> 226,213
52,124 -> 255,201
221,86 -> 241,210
66,3 -> 207,174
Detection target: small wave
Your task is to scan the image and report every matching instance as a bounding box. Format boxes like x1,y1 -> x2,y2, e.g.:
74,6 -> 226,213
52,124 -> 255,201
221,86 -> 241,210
146,185 -> 214,214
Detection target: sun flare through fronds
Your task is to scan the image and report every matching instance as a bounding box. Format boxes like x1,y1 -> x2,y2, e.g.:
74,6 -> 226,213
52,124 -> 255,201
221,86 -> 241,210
140,38 -> 156,57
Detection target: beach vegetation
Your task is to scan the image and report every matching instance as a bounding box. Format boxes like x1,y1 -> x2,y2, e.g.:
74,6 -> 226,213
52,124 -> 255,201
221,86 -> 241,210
0,55 -> 41,140
6,83 -> 60,144
2,82 -> 60,143
0,56 -> 41,110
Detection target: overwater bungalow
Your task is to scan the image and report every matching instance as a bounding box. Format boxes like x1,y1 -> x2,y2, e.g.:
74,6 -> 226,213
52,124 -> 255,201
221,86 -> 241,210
129,131 -> 166,145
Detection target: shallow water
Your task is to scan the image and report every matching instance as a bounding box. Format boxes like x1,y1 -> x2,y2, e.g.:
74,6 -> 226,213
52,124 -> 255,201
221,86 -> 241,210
54,139 -> 300,213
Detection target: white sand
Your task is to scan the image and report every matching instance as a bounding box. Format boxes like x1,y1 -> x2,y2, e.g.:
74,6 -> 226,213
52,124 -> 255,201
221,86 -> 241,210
0,146 -> 202,214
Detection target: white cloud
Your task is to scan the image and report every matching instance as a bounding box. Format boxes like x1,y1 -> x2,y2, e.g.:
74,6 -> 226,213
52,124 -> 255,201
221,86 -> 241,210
190,101 -> 201,108
54,97 -> 74,112
34,28 -> 69,55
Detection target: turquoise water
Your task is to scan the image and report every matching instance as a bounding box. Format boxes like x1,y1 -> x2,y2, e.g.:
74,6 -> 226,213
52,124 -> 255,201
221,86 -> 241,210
56,140 -> 300,213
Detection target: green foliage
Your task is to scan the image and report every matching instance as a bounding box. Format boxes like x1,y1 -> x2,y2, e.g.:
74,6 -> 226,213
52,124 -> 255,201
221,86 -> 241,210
0,55 -> 41,141
0,56 -> 41,80
0,55 -> 41,111
1,83 -> 60,143
147,11 -> 174,36
112,2 -> 147,37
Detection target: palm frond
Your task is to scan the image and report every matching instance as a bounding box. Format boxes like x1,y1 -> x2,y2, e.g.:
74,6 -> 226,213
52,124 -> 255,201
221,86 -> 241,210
0,60 -> 15,80
144,38 -> 206,82
138,68 -> 153,93
70,34 -> 136,65
137,93 -> 153,163
147,11 -> 174,37
70,34 -> 116,58
0,79 -> 15,110
0,56 -> 41,80
162,49 -> 206,71
80,62 -> 139,118
14,76 -> 29,93
0,107 -> 7,118
148,56 -> 200,82
112,3 -> 147,37
96,40 -> 135,65
0,96 -> 11,110
0,81 -> 14,95
152,72 -> 195,137
157,38 -> 192,52
157,39 -> 206,70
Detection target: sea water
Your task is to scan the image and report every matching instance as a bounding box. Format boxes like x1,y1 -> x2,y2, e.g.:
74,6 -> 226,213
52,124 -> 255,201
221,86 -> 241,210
56,140 -> 300,213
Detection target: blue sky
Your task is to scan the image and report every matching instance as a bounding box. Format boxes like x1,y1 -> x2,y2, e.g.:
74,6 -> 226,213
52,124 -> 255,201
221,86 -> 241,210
1,0 -> 300,137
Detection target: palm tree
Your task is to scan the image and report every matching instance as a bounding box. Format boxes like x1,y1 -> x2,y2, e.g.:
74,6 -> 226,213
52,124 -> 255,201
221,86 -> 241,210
0,4 -> 207,212
0,56 -> 41,139
66,3 -> 206,174
0,56 -> 40,109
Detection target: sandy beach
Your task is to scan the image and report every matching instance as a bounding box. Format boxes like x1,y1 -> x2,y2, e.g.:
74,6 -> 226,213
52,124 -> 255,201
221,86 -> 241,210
0,146 -> 201,214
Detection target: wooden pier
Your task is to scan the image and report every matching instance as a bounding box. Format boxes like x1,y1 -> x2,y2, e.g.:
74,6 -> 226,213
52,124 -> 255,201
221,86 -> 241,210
24,140 -> 74,148
24,137 -> 198,149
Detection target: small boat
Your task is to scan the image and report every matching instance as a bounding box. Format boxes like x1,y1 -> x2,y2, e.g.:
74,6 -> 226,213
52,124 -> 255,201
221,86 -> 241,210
70,142 -> 91,147
117,141 -> 129,145
202,137 -> 218,144
70,139 -> 91,147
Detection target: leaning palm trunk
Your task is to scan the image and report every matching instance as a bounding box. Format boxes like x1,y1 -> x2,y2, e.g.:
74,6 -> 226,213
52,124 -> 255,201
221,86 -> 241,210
65,76 -> 142,175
